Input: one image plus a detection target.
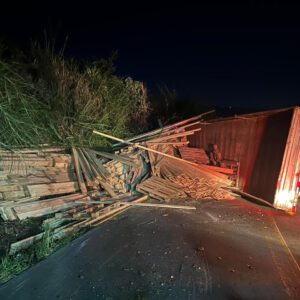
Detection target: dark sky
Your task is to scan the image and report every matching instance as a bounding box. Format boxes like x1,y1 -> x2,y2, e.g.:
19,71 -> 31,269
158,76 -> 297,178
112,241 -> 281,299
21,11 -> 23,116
1,1 -> 300,109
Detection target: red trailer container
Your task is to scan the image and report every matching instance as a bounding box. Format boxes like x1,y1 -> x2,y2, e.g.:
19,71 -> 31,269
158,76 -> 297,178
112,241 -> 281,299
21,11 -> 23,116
188,107 -> 300,212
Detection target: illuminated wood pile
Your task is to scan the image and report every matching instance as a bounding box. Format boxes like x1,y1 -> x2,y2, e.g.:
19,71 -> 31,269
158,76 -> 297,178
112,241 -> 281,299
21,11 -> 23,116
0,110 -> 238,253
136,175 -> 186,201
178,146 -> 210,165
159,158 -> 234,200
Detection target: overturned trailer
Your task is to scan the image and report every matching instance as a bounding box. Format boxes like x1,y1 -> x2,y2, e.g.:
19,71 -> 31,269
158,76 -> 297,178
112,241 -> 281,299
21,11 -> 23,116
188,106 -> 300,212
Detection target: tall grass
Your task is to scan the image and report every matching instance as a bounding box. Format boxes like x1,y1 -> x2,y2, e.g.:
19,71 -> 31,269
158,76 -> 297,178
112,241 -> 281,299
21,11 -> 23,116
0,41 -> 151,149
0,60 -> 60,148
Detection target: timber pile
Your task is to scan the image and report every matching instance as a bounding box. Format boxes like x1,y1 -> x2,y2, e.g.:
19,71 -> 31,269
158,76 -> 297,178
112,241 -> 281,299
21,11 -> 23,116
159,158 -> 234,200
136,175 -> 186,202
102,148 -> 150,194
0,149 -> 80,220
178,146 -> 210,165
91,110 -> 236,202
1,110 -> 239,253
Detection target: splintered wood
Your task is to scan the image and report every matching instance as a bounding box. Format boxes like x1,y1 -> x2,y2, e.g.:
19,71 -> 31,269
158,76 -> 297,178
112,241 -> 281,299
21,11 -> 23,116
136,176 -> 186,202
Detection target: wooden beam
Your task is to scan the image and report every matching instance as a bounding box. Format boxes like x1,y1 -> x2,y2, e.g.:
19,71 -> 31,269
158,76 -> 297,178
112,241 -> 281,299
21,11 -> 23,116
147,141 -> 190,146
26,181 -> 79,198
78,200 -> 196,210
72,147 -> 87,193
229,188 -> 274,208
200,164 -> 234,175
92,130 -> 229,183
13,193 -> 89,219
73,195 -> 149,227
113,110 -> 215,146
90,150 -> 136,167
147,128 -> 201,143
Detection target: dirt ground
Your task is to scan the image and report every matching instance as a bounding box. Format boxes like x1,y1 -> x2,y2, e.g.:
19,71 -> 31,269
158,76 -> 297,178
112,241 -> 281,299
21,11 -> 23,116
1,196 -> 300,299
0,218 -> 43,259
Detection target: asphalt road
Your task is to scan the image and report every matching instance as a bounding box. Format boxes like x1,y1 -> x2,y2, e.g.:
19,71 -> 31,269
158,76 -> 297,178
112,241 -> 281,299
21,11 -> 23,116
1,197 -> 300,299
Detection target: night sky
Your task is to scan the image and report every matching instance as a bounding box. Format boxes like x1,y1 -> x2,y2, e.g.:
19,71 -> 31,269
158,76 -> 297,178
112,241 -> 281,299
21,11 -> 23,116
1,2 -> 300,109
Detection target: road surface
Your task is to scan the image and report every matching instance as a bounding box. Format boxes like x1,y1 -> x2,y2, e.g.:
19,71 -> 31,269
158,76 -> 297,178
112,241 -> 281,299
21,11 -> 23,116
1,197 -> 300,299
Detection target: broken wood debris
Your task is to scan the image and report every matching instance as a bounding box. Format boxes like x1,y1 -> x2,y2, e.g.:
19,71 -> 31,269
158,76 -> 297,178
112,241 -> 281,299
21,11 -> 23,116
1,111 -> 240,253
136,176 -> 186,202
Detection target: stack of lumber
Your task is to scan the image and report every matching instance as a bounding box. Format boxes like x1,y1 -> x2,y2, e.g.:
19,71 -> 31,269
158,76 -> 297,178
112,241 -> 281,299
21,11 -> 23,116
0,147 -> 110,221
136,175 -> 186,202
101,148 -> 150,193
0,149 -> 80,220
178,146 -> 210,165
105,160 -> 128,193
159,157 -> 234,200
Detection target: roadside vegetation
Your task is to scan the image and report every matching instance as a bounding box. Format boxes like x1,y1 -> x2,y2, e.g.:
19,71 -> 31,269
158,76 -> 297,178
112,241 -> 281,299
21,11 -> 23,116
0,41 -> 150,149
0,218 -> 86,283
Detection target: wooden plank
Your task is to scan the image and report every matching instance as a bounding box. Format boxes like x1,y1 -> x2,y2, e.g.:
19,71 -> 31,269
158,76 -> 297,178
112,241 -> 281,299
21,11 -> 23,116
13,193 -> 86,214
0,147 -> 65,155
113,110 -> 215,146
148,129 -> 201,143
229,188 -> 274,208
2,190 -> 26,200
80,200 -> 196,210
90,150 -> 136,167
0,207 -> 17,220
138,179 -> 182,197
72,195 -> 149,227
98,180 -> 117,198
135,187 -> 165,201
136,186 -> 171,201
72,147 -> 87,193
0,184 -> 21,192
77,149 -> 95,186
12,172 -> 76,185
79,150 -> 116,197
200,164 -> 234,175
82,149 -> 109,179
147,141 -> 190,146
14,194 -> 90,219
150,176 -> 184,190
119,202 -> 195,210
26,181 -> 79,198
9,221 -> 78,254
10,232 -> 45,254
